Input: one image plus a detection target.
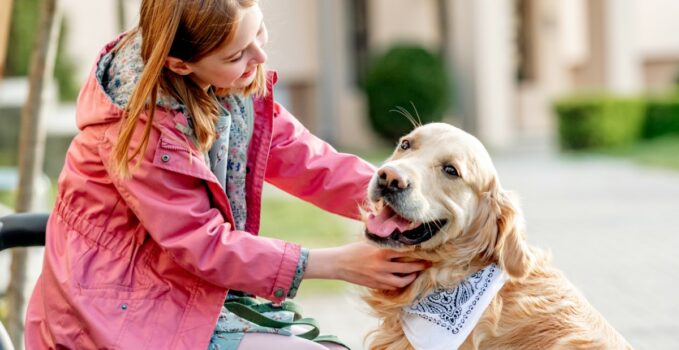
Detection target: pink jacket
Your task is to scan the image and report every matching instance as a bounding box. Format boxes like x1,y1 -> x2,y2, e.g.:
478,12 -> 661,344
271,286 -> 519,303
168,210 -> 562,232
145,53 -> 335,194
24,38 -> 375,349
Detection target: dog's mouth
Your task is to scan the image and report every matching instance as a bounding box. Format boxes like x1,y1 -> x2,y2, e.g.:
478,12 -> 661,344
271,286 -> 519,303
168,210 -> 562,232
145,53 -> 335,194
365,205 -> 447,246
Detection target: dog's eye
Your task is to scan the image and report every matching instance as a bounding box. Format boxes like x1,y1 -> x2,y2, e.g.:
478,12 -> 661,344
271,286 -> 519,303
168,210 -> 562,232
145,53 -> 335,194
443,165 -> 459,177
399,139 -> 410,151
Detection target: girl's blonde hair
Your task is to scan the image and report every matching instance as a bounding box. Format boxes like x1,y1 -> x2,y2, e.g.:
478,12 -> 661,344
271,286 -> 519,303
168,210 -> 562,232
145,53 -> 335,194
112,0 -> 266,177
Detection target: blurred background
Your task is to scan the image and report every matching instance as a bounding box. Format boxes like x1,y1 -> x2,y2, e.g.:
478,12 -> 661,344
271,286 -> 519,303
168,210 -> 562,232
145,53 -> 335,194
1,0 -> 679,349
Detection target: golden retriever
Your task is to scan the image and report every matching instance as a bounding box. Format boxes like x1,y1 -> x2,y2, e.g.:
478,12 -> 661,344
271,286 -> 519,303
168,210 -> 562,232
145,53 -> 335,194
362,123 -> 631,350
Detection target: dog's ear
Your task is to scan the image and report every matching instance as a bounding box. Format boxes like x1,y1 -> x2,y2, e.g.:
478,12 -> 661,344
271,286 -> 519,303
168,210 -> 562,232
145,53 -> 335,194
493,189 -> 532,278
476,180 -> 533,279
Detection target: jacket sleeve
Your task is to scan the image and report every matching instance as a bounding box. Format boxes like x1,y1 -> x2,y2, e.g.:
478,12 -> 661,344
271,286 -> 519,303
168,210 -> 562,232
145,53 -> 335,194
265,102 -> 376,220
99,123 -> 299,303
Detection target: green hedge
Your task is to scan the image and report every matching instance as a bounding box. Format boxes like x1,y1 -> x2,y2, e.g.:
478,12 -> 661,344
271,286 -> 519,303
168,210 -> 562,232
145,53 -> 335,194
4,0 -> 39,77
644,98 -> 679,139
5,0 -> 78,101
0,106 -> 74,179
554,96 -> 646,150
362,44 -> 450,141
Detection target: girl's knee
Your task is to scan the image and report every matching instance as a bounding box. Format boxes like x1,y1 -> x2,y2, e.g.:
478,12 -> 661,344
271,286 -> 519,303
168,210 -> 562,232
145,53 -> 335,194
317,341 -> 349,350
238,333 -> 329,350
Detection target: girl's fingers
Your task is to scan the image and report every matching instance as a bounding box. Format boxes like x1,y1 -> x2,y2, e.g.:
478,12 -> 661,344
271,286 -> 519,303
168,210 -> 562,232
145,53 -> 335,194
381,249 -> 429,264
382,249 -> 409,260
385,261 -> 429,274
368,271 -> 417,289
361,271 -> 419,290
337,243 -> 428,289
384,272 -> 418,289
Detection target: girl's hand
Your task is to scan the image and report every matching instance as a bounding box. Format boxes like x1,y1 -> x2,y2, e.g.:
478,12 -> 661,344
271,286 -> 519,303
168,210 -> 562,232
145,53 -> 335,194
305,242 -> 430,290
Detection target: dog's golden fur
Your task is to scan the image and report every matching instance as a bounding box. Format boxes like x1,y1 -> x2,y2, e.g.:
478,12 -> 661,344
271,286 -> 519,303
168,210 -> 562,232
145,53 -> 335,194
362,123 -> 631,350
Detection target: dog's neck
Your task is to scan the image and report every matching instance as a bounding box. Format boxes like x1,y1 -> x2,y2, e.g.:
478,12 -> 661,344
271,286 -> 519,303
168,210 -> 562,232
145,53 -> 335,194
365,261 -> 495,326
415,239 -> 493,284
369,241 -> 494,312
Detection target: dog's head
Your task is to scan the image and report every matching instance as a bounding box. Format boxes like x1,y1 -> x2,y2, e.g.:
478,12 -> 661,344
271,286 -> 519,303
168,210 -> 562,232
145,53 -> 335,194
365,123 -> 532,279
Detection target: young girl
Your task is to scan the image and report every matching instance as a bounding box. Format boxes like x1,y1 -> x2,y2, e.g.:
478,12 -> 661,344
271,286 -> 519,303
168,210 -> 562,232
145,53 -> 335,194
24,0 -> 428,349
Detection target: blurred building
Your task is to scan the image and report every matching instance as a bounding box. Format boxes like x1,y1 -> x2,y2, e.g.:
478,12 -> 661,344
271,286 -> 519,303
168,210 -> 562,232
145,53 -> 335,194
58,0 -> 679,149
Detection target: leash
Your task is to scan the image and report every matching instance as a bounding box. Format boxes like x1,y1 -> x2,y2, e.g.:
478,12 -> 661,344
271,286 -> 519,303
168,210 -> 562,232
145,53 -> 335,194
223,297 -> 350,349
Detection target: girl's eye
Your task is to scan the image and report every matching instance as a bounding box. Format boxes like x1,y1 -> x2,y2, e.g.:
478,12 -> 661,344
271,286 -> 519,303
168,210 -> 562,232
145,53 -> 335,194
228,53 -> 244,63
399,139 -> 410,151
443,165 -> 459,177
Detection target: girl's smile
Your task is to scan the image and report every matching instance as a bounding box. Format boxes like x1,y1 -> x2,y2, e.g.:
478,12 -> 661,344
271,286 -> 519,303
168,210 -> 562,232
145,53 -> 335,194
240,68 -> 255,79
165,4 -> 268,91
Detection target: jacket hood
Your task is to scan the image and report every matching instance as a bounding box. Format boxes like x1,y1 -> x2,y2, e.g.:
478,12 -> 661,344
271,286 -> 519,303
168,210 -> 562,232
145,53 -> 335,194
76,33 -> 183,130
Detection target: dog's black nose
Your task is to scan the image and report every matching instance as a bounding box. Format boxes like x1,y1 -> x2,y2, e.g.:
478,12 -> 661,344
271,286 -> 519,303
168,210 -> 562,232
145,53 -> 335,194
377,166 -> 409,193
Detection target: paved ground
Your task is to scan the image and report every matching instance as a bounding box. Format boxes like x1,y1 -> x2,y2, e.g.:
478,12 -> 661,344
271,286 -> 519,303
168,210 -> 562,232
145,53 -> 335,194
294,142 -> 679,350
2,140 -> 679,349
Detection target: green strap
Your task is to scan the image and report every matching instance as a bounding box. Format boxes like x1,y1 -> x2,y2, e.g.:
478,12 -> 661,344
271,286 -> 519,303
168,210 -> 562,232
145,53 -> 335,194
223,301 -> 320,340
227,297 -> 304,319
223,297 -> 351,349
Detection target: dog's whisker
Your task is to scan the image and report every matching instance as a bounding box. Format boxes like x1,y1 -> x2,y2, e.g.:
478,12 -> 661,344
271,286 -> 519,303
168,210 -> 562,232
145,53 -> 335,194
390,106 -> 419,129
415,206 -> 433,226
425,213 -> 444,231
409,101 -> 423,127
413,205 -> 424,220
433,219 -> 443,231
424,221 -> 432,231
440,197 -> 459,219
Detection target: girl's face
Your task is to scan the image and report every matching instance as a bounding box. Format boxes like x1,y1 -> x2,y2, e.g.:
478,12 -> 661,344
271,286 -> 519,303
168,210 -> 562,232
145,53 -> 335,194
174,5 -> 268,91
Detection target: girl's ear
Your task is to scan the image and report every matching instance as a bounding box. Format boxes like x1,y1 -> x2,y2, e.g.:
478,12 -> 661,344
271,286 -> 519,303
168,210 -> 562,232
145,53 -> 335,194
165,56 -> 193,76
476,181 -> 533,279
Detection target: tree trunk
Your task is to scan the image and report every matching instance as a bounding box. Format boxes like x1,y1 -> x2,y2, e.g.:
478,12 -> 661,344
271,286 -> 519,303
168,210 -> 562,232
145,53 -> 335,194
0,0 -> 13,77
6,0 -> 60,348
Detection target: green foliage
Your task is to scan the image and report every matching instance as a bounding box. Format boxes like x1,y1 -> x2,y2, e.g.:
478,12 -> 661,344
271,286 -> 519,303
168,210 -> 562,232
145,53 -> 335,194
362,44 -> 450,141
53,18 -> 79,101
260,194 -> 357,295
0,295 -> 7,325
0,107 -> 21,166
0,105 -> 74,179
4,0 -> 39,76
643,98 -> 679,139
554,96 -> 646,150
0,190 -> 14,208
597,135 -> 679,171
5,0 -> 79,101
261,196 -> 354,248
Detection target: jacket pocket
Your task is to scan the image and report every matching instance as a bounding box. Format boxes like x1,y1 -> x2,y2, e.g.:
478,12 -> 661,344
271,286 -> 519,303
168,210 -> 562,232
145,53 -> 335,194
70,230 -> 170,300
153,136 -> 216,183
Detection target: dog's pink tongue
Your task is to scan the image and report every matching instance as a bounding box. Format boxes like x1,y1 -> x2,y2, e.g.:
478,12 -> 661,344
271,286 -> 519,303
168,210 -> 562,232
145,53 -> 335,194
367,207 -> 413,237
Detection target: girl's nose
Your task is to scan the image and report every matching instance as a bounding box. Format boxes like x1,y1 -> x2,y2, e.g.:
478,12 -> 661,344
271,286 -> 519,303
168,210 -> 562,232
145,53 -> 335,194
252,26 -> 268,64
251,45 -> 267,64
